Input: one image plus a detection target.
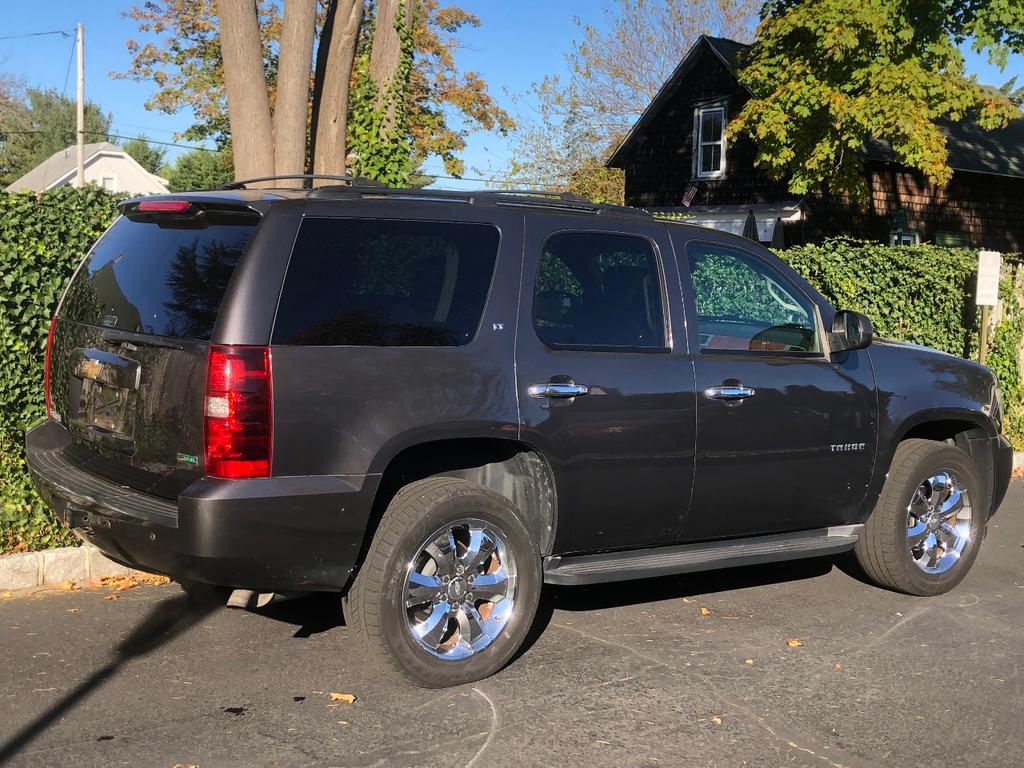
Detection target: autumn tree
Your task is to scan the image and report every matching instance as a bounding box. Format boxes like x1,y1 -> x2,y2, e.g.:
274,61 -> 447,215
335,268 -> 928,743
507,0 -> 759,202
732,0 -> 1024,202
116,0 -> 512,185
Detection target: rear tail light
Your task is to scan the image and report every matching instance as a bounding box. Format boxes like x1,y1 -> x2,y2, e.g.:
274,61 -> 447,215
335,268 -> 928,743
44,316 -> 57,420
204,345 -> 272,479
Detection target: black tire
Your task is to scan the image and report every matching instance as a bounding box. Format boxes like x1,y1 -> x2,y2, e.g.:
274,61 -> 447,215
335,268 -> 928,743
855,439 -> 986,596
347,477 -> 542,687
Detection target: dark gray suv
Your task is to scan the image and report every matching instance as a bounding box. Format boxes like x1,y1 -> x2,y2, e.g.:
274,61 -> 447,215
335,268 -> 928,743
25,179 -> 1013,687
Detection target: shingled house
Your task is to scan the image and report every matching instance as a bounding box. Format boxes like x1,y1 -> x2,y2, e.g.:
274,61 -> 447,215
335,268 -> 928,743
606,35 -> 1024,252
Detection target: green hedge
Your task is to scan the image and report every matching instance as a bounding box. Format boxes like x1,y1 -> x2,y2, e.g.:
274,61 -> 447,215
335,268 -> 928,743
1,187 -> 122,551
0,193 -> 1021,552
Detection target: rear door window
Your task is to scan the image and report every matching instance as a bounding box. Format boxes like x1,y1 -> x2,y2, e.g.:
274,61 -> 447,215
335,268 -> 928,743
533,232 -> 666,349
61,211 -> 258,340
272,218 -> 500,347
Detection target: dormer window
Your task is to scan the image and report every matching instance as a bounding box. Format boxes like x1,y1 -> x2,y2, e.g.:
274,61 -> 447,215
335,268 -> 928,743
693,101 -> 727,179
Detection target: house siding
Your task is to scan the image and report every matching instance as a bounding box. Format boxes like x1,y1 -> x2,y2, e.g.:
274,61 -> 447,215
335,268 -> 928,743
802,164 -> 1024,252
621,46 -> 790,210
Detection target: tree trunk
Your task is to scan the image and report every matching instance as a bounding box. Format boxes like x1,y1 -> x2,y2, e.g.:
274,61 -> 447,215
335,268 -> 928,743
216,0 -> 274,184
310,0 -> 363,183
369,0 -> 416,133
274,0 -> 317,177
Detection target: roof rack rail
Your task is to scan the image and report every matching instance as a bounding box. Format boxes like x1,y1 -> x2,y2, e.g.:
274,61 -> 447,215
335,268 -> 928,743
222,174 -> 388,190
474,189 -> 651,217
301,183 -> 651,218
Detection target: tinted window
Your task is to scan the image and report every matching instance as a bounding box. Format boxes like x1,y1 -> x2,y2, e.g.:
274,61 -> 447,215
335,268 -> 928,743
687,244 -> 820,354
272,218 -> 499,347
533,232 -> 665,349
60,213 -> 257,340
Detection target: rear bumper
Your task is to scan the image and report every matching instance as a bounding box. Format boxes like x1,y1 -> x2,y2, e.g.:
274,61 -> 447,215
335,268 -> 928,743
992,434 -> 1013,517
25,420 -> 380,591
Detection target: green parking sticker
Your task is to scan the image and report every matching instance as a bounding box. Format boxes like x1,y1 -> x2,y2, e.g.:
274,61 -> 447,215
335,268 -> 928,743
176,452 -> 199,466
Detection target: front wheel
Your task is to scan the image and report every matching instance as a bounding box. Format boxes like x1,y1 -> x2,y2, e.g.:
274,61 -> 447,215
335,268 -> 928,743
855,439 -> 986,596
347,477 -> 542,687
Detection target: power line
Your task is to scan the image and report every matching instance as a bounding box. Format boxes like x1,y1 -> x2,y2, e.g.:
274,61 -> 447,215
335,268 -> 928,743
0,30 -> 71,42
0,129 -> 218,153
61,35 -> 76,95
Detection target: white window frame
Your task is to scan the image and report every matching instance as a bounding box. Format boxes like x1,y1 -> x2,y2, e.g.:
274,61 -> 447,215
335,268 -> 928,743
100,173 -> 118,192
692,101 -> 728,180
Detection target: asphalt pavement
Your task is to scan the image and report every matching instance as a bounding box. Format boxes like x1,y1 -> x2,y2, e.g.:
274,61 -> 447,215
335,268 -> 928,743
2,480 -> 1022,768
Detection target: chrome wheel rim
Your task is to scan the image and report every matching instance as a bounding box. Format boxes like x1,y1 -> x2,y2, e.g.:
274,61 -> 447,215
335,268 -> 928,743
404,519 -> 518,660
906,469 -> 972,574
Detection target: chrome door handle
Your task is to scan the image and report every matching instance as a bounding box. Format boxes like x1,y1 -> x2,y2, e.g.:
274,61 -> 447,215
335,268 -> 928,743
704,385 -> 756,400
529,382 -> 589,399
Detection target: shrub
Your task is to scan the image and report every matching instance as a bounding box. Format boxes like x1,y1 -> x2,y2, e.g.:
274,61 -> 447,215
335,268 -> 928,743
0,186 -> 122,551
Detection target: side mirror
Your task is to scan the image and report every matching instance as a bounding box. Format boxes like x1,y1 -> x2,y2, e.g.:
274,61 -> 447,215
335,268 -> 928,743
831,310 -> 873,352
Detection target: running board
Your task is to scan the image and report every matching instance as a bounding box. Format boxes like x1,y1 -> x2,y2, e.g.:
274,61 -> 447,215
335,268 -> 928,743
543,525 -> 863,586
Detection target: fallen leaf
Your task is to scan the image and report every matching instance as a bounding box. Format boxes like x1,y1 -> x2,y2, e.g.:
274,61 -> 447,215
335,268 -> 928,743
711,716 -> 722,725
785,638 -> 803,648
55,580 -> 78,592
833,662 -> 842,670
744,659 -> 754,666
700,607 -> 711,617
329,692 -> 356,704
104,593 -> 119,601
681,597 -> 692,604
66,608 -> 79,614
2,592 -> 12,599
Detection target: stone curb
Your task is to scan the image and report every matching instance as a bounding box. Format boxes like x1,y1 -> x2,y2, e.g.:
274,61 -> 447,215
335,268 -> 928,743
0,543 -> 140,592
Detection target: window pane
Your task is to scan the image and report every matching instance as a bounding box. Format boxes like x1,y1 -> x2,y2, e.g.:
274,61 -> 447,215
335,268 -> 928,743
61,213 -> 257,340
273,218 -> 499,346
700,109 -> 723,142
687,245 -> 819,353
700,143 -> 723,174
534,233 -> 665,349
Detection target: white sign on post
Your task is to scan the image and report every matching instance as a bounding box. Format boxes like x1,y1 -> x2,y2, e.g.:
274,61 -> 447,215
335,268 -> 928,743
976,250 -> 1001,306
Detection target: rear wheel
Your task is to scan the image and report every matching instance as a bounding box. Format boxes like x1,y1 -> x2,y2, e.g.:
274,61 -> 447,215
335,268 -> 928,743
347,477 -> 541,687
855,439 -> 985,596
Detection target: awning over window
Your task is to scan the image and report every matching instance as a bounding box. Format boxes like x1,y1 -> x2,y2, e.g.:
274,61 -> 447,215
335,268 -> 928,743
654,202 -> 803,243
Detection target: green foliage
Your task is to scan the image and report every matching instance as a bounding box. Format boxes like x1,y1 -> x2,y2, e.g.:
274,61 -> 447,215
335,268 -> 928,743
164,149 -> 234,192
0,88 -> 113,188
734,0 -> 1023,203
122,134 -> 167,174
0,186 -> 122,552
349,1 -> 418,186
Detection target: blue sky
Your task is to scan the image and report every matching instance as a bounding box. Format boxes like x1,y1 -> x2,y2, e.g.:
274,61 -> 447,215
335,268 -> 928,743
1,1 -> 1020,189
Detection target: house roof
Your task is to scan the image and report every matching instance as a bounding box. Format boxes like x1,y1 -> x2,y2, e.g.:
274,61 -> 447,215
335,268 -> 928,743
607,36 -> 1024,179
4,141 -> 168,192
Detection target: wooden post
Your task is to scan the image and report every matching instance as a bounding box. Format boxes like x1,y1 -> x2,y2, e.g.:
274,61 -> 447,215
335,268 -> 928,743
75,23 -> 85,187
980,305 -> 991,365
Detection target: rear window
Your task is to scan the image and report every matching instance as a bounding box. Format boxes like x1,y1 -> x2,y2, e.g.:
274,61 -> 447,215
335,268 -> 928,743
60,211 -> 258,340
272,218 -> 500,347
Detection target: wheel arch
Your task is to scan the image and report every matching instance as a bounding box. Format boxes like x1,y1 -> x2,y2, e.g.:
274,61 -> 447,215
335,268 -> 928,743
351,437 -> 558,586
886,413 -> 997,517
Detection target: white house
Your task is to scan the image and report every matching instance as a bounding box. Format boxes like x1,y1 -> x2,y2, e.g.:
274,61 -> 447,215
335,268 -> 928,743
4,141 -> 169,195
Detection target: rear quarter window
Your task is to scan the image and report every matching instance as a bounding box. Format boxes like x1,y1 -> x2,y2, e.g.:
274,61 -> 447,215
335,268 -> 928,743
272,218 -> 500,347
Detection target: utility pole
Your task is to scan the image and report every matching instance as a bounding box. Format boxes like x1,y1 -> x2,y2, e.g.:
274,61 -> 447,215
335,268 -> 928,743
76,22 -> 85,187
